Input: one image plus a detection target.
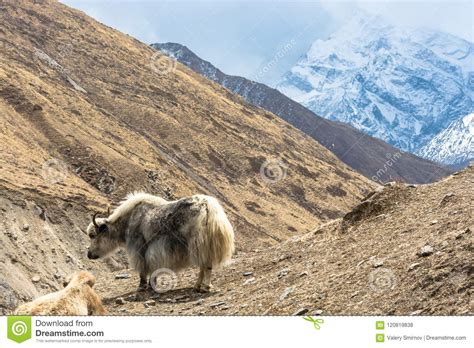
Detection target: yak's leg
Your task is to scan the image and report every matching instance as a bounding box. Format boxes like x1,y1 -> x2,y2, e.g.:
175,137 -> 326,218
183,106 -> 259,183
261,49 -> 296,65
138,272 -> 149,291
136,245 -> 150,291
193,268 -> 205,291
199,267 -> 213,293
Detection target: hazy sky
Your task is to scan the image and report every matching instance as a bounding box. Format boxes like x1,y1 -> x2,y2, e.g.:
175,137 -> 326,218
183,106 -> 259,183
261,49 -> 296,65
62,1 -> 473,85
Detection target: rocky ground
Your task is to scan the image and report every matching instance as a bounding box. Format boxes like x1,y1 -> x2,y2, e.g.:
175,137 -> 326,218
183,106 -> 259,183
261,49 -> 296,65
96,166 -> 473,315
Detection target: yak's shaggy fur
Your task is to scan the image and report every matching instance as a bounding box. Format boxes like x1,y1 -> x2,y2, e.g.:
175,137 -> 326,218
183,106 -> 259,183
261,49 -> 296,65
14,271 -> 107,315
86,193 -> 234,292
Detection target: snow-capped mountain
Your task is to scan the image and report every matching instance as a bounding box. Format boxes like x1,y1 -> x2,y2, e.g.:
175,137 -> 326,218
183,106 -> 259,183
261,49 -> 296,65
417,113 -> 473,167
277,12 -> 474,157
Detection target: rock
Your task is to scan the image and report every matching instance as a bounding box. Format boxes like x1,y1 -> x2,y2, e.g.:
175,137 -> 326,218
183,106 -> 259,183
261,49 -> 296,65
144,300 -> 156,308
407,184 -> 417,188
278,255 -> 291,262
22,224 -> 30,231
408,263 -> 421,271
243,271 -> 253,277
350,291 -> 359,298
293,308 -> 309,316
410,309 -> 424,316
373,260 -> 384,268
441,192 -> 455,201
455,228 -> 471,240
277,268 -> 290,279
125,294 -> 137,302
115,273 -> 131,279
243,277 -> 256,285
299,271 -> 309,277
115,297 -> 126,305
279,287 -> 294,300
31,275 -> 41,283
430,220 -> 438,225
419,245 -> 434,257
210,301 -> 226,308
175,295 -> 190,301
313,309 -> 323,315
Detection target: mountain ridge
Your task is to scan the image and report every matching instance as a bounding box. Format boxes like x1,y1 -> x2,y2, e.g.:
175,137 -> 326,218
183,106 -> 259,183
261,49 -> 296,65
152,41 -> 452,184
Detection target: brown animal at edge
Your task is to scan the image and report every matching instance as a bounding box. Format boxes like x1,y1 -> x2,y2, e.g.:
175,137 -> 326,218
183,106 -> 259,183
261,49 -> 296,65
14,271 -> 107,315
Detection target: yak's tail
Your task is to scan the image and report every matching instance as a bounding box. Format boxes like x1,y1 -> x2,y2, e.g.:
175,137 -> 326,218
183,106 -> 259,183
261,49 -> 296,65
192,195 -> 235,268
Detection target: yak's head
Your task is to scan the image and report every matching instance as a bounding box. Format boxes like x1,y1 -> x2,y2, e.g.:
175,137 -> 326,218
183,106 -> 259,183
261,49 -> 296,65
86,212 -> 121,260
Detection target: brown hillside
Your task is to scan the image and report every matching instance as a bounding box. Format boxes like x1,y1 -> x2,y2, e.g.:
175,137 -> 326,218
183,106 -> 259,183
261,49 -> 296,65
0,0 -> 375,311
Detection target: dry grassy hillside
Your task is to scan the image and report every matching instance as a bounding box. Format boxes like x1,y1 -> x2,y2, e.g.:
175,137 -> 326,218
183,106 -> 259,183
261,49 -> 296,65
99,166 -> 473,315
0,0 -> 375,311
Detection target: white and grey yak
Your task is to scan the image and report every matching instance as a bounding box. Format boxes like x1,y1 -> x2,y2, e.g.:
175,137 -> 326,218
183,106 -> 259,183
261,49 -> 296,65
86,193 -> 234,292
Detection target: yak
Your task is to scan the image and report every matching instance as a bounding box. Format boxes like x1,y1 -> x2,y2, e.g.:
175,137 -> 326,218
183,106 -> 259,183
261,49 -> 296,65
86,192 -> 234,293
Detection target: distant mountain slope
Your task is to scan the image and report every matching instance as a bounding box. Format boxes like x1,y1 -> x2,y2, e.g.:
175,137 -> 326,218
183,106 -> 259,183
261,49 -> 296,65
277,13 -> 474,156
418,114 -> 473,168
0,0 -> 375,306
152,42 -> 452,184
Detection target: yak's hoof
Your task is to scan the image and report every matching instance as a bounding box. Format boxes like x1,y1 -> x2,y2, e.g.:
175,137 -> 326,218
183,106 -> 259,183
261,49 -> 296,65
197,284 -> 212,293
137,284 -> 149,292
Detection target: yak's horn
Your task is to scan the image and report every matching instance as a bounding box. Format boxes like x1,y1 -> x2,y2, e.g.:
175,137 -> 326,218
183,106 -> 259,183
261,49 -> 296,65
92,212 -> 100,228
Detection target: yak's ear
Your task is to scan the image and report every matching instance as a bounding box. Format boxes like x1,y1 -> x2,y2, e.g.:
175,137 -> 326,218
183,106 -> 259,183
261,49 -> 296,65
85,274 -> 96,287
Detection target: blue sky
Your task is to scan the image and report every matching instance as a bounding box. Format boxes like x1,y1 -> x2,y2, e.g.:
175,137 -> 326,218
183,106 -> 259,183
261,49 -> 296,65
62,1 -> 473,85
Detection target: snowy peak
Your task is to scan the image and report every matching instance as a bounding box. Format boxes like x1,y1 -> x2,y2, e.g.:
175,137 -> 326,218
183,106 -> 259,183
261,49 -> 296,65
277,12 -> 474,158
417,113 -> 474,166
